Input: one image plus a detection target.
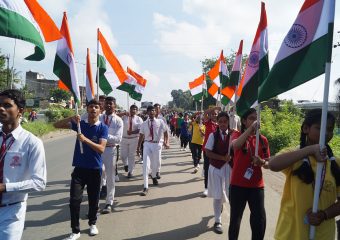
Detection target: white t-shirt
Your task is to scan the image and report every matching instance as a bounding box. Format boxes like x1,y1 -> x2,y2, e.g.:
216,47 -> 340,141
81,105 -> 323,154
140,118 -> 167,142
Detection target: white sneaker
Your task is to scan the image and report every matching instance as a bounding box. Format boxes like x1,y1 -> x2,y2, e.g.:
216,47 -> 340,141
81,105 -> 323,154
89,225 -> 99,236
115,175 -> 120,182
63,233 -> 80,240
202,189 -> 208,197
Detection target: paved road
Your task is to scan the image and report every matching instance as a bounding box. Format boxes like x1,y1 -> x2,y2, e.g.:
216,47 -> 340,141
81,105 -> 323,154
22,133 -> 284,240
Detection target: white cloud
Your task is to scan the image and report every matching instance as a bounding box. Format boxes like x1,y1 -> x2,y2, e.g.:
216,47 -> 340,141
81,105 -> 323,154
118,54 -> 140,72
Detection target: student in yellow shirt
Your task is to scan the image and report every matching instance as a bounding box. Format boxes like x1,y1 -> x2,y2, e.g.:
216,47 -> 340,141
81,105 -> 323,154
264,109 -> 340,240
189,114 -> 205,173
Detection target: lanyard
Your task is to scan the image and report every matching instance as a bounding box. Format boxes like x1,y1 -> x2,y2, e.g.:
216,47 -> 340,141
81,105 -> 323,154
0,136 -> 16,163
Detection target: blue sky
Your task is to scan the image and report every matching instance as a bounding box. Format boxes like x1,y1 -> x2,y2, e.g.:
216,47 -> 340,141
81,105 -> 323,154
1,0 -> 340,109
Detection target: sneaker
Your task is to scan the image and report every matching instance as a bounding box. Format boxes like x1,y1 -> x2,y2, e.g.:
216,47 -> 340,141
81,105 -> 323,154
127,172 -> 133,178
63,233 -> 80,240
193,167 -> 198,173
124,165 -> 129,172
115,175 -> 120,182
140,188 -> 148,196
213,222 -> 223,234
184,148 -> 187,152
202,189 -> 208,197
101,204 -> 112,214
156,172 -> 161,179
89,224 -> 99,236
99,186 -> 107,200
152,177 -> 159,185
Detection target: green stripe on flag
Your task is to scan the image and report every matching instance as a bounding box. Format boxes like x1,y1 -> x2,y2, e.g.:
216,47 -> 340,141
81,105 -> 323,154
229,71 -> 240,86
0,8 -> 45,61
236,71 -> 259,117
259,35 -> 328,102
97,54 -> 113,95
129,91 -> 142,101
117,82 -> 135,94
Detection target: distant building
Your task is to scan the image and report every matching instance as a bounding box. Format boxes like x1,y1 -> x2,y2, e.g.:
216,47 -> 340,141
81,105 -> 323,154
25,71 -> 86,104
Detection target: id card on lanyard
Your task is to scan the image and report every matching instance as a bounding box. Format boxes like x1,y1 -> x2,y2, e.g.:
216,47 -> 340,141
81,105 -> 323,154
243,139 -> 254,180
0,137 -> 16,163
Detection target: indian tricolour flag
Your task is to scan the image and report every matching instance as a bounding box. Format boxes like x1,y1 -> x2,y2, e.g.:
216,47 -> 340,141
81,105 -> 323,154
189,74 -> 206,101
127,67 -> 147,101
236,2 -> 269,117
97,29 -> 128,95
221,40 -> 243,104
86,48 -> 95,101
0,0 -> 61,61
53,12 -> 81,103
207,50 -> 229,99
259,0 -> 335,102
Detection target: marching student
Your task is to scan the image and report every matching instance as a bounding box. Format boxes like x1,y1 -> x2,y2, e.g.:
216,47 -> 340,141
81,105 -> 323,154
180,113 -> 191,151
267,109 -> 340,240
54,99 -> 108,239
228,108 -> 270,240
99,97 -> 123,214
0,90 -> 46,240
120,105 -> 143,178
229,106 -> 241,131
137,105 -> 169,196
154,103 -> 167,179
189,114 -> 205,173
202,107 -> 219,197
205,111 -> 232,234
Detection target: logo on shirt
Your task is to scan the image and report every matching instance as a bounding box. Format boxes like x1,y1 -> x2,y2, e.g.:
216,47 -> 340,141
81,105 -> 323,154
9,155 -> 22,167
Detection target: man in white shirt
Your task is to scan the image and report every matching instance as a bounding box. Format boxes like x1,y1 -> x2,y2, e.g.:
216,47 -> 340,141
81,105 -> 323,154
229,106 -> 241,131
99,97 -> 123,214
0,90 -> 46,240
154,103 -> 167,179
137,105 -> 169,196
121,105 -> 143,178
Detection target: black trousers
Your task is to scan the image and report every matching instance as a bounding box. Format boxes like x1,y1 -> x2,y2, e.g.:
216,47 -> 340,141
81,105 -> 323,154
180,135 -> 189,148
228,185 -> 266,240
191,143 -> 202,167
70,167 -> 101,233
203,152 -> 209,189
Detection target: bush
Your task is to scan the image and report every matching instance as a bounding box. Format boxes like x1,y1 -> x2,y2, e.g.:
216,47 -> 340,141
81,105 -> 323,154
22,121 -> 56,136
45,107 -> 74,122
329,134 -> 340,157
261,102 -> 302,155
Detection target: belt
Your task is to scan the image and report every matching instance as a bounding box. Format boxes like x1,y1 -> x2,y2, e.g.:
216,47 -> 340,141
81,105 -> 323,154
0,201 -> 23,208
123,136 -> 138,139
145,140 -> 159,143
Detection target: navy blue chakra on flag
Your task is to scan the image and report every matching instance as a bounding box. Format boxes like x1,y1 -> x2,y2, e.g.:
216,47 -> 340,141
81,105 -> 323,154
284,24 -> 307,48
248,51 -> 259,68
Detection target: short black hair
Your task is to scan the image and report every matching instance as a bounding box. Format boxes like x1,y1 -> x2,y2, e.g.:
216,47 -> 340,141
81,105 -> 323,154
130,104 -> 138,110
0,89 -> 25,108
105,96 -> 116,104
86,99 -> 100,106
154,103 -> 161,108
99,95 -> 106,100
147,105 -> 155,112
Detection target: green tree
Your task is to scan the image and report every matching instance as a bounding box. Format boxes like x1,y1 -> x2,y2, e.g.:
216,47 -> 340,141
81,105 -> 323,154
169,89 -> 194,110
0,52 -> 22,90
50,88 -> 71,103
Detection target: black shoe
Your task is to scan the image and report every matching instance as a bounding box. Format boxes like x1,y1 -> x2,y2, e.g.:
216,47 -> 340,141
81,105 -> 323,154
99,186 -> 107,200
101,204 -> 112,214
156,172 -> 161,179
213,222 -> 223,234
152,177 -> 159,185
127,172 -> 133,178
140,188 -> 148,196
124,165 -> 128,172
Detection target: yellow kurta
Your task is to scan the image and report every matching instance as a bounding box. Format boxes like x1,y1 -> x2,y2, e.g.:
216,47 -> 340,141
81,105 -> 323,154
275,155 -> 340,240
190,122 -> 205,145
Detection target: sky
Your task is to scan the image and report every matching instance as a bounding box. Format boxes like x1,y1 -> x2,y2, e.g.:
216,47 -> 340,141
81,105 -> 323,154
1,0 -> 340,109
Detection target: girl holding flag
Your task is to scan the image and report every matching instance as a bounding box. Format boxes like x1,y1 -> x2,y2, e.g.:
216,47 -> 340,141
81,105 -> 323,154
266,109 -> 340,240
228,108 -> 270,240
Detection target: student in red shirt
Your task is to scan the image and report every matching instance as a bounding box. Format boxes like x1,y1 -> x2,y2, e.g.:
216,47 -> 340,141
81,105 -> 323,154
228,108 -> 270,240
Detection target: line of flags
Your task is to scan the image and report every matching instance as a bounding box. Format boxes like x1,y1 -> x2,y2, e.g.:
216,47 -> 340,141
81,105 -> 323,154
0,0 -> 149,103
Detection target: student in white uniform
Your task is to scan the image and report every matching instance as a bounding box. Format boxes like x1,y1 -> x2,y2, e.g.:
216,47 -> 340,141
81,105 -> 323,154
205,111 -> 232,235
137,105 -> 169,196
121,105 -> 143,178
99,97 -> 123,214
154,103 -> 167,179
229,106 -> 241,131
0,90 -> 46,240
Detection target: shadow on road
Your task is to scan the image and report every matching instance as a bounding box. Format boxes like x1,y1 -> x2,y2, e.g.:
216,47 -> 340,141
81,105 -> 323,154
122,216 -> 213,240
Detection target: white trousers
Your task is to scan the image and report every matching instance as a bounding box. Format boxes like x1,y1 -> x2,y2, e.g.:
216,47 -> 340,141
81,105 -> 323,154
0,202 -> 26,240
143,142 -> 161,189
120,137 -> 139,173
102,146 -> 117,205
157,141 -> 163,173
